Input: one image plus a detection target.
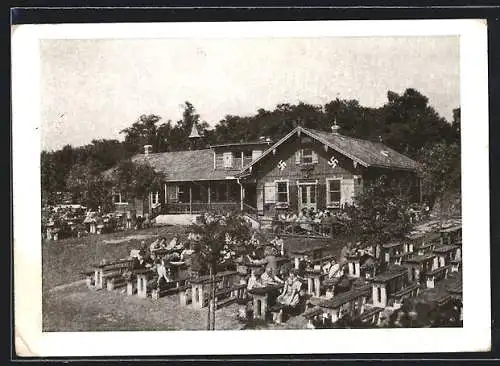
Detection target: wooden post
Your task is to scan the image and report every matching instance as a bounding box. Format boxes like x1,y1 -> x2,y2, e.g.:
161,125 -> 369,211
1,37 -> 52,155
189,184 -> 192,214
208,181 -> 211,209
240,183 -> 244,212
211,270 -> 216,330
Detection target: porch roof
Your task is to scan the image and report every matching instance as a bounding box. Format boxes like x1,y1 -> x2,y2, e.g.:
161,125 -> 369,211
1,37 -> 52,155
104,149 -> 241,182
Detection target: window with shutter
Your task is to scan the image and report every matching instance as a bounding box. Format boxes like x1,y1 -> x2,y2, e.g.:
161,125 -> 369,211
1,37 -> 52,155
223,152 -> 233,168
295,150 -> 301,164
312,151 -> 319,164
252,150 -> 262,161
264,182 -> 276,203
340,178 -> 355,206
302,148 -> 314,164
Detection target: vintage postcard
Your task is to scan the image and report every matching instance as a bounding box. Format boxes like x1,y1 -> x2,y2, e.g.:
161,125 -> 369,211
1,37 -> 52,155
12,19 -> 490,356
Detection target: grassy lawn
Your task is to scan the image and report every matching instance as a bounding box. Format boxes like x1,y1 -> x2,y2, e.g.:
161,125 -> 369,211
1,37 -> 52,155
42,225 -> 187,292
42,224 -> 351,331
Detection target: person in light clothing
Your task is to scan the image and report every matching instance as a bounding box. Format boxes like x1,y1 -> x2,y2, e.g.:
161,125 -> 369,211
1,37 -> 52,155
277,270 -> 302,307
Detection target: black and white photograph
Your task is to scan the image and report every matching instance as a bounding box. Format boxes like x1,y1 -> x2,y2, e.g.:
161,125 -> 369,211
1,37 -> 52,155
12,19 -> 490,356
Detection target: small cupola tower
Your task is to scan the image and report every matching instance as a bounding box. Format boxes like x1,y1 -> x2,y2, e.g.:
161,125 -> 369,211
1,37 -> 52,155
188,123 -> 203,150
331,119 -> 340,135
189,123 -> 201,139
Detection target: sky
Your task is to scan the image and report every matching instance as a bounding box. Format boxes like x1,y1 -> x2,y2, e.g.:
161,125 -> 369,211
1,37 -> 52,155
40,36 -> 460,151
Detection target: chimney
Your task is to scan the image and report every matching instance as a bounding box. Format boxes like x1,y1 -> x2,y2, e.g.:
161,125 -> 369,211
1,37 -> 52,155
331,119 -> 340,135
144,144 -> 153,155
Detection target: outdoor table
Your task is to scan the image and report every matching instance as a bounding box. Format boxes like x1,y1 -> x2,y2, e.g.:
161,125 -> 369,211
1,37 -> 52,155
248,284 -> 283,320
134,268 -> 155,298
304,269 -> 324,298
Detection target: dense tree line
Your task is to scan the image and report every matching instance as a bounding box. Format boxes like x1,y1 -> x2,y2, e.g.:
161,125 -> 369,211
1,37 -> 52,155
41,89 -> 461,212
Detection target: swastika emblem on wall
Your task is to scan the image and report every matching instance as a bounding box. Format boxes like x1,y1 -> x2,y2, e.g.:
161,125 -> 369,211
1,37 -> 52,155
328,156 -> 339,168
278,160 -> 286,171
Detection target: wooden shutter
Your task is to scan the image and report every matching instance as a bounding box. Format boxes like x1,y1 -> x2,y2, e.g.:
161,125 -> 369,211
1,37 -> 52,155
353,175 -> 363,201
295,150 -> 301,164
340,178 -> 355,206
256,185 -> 264,212
312,151 -> 319,164
223,152 -> 233,168
264,182 -> 276,203
317,183 -> 326,209
252,150 -> 262,160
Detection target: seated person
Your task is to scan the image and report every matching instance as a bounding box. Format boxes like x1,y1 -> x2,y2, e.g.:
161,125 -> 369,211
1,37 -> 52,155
150,237 -> 167,252
247,245 -> 278,273
247,268 -> 265,291
132,249 -> 153,269
327,259 -> 343,280
271,235 -> 285,257
166,235 -> 180,250
156,258 -> 174,288
180,243 -> 195,261
261,265 -> 284,286
322,259 -> 333,275
277,270 -> 302,307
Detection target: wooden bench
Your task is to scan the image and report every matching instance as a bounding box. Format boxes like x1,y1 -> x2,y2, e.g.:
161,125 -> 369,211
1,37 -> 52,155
151,277 -> 189,300
311,254 -> 334,268
392,283 -> 420,307
302,307 -> 324,329
190,271 -> 240,309
268,303 -> 288,324
89,259 -> 134,290
425,265 -> 451,289
214,284 -> 247,309
354,306 -> 384,326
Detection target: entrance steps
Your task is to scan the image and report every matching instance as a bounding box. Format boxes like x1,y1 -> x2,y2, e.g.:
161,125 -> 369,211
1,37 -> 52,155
153,214 -> 199,226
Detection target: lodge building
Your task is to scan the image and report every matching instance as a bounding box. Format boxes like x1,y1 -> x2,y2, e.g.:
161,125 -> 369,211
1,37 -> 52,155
106,124 -> 421,219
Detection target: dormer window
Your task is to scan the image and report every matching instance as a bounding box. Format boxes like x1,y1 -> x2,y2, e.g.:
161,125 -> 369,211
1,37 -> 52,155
302,148 -> 314,164
295,149 -> 318,165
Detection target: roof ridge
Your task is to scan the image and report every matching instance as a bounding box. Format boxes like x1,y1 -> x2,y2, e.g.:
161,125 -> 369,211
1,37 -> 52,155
304,127 -> 386,145
133,148 -> 213,158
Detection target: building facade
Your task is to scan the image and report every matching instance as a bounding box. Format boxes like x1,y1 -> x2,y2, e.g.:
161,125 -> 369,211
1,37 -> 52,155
107,126 -> 421,218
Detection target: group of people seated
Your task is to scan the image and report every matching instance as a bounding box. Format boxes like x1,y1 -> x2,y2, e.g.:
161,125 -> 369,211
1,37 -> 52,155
273,208 -> 348,236
128,232 -> 203,290
246,266 -> 303,308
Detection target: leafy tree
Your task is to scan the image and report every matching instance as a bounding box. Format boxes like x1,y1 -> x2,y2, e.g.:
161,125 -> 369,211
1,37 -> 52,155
378,89 -> 457,158
417,142 -> 461,214
120,114 -> 162,154
346,174 -> 414,248
189,213 -> 252,330
110,160 -> 165,202
66,162 -> 113,210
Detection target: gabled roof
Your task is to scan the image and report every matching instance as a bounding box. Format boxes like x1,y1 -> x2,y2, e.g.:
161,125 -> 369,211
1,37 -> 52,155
237,126 -> 420,175
104,149 -> 241,182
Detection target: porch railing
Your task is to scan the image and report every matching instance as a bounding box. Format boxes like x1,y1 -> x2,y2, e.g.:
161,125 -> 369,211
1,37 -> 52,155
163,202 -> 240,214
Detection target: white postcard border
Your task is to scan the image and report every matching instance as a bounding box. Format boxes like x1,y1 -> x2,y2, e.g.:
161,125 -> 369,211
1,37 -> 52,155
12,19 -> 490,356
